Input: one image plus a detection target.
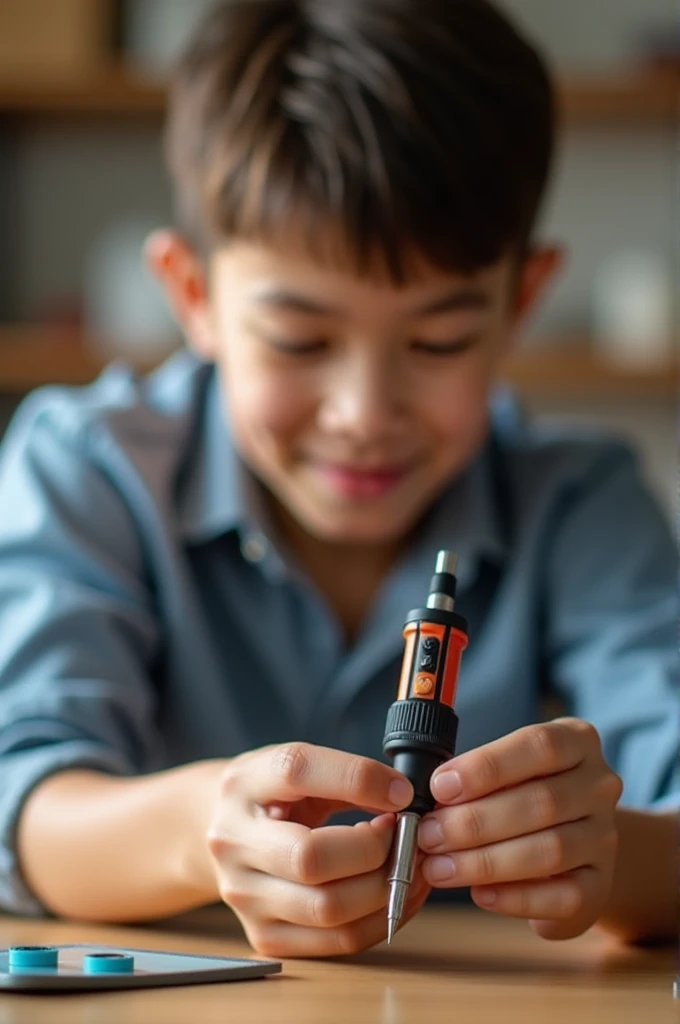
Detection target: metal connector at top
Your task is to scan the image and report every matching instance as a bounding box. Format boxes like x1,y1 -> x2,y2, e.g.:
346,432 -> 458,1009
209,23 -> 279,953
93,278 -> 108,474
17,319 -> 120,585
426,550 -> 458,613
435,551 -> 458,576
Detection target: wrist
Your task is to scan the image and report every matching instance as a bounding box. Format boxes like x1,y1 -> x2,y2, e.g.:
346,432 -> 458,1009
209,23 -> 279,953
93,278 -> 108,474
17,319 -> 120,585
595,807 -> 678,944
174,760 -> 226,905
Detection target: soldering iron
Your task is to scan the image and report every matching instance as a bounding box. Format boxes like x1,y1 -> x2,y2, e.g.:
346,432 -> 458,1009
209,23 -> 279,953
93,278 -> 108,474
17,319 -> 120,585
382,550 -> 469,942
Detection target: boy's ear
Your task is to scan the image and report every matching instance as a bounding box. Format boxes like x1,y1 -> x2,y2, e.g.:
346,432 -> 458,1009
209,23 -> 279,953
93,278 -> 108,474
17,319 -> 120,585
145,230 -> 216,360
512,245 -> 565,326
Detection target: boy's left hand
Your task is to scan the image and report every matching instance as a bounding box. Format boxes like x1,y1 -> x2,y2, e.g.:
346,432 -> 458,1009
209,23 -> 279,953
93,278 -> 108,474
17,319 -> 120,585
417,718 -> 623,940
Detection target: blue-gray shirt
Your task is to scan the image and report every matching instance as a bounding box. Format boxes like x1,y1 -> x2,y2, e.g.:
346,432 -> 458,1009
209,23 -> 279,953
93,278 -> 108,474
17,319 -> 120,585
0,351 -> 678,916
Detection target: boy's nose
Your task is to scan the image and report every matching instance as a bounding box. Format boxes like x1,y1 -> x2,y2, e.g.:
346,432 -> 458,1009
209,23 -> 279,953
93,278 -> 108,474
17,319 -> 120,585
318,358 -> 408,441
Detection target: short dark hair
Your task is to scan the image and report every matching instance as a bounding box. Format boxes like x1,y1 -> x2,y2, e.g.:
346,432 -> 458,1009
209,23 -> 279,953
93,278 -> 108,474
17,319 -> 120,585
166,0 -> 555,281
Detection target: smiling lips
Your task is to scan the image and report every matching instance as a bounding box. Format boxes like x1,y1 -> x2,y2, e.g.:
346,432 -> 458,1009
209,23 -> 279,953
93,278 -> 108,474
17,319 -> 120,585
311,460 -> 414,499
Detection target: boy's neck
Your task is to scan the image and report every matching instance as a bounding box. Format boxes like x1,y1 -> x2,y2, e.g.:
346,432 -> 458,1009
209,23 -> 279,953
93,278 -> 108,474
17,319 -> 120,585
269,501 -> 405,646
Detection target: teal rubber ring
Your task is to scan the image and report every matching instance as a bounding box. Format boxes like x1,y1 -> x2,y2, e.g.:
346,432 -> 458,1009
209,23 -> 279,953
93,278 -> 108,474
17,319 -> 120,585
83,953 -> 135,975
9,946 -> 59,969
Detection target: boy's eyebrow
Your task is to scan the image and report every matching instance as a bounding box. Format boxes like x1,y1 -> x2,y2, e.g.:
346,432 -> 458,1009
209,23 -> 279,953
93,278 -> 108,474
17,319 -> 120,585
252,289 -> 339,315
251,286 -> 491,317
416,288 -> 491,316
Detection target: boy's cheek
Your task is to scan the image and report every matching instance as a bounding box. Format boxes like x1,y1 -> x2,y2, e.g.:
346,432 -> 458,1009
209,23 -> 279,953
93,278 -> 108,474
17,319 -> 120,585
425,363 -> 493,426
434,399 -> 490,465
222,374 -> 312,441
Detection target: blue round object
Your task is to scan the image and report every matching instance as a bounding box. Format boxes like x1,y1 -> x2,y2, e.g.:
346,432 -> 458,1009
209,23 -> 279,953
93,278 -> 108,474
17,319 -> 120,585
83,953 -> 135,975
9,946 -> 58,969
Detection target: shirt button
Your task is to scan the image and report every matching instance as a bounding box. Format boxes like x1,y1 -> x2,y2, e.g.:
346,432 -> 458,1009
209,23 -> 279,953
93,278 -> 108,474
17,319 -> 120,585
242,535 -> 268,564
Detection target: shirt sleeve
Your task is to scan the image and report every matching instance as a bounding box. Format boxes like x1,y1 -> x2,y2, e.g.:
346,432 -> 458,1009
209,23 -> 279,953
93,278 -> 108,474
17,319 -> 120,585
0,391 -> 163,915
544,442 -> 679,812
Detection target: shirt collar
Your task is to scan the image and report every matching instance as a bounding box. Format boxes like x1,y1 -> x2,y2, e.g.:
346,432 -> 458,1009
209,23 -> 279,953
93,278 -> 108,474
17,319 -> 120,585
178,369 -> 514,585
411,426 -> 510,592
178,368 -> 249,543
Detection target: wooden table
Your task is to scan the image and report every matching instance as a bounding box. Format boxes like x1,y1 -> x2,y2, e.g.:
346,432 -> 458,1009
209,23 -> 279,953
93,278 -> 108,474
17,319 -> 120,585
0,907 -> 676,1023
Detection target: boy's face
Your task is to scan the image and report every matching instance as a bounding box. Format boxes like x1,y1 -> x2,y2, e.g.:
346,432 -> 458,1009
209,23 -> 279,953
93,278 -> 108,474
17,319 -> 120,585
151,233 -> 559,546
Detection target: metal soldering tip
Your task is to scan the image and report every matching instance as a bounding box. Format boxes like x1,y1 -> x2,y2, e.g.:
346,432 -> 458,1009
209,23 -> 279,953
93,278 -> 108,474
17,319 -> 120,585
386,813 -> 418,947
387,918 -> 397,945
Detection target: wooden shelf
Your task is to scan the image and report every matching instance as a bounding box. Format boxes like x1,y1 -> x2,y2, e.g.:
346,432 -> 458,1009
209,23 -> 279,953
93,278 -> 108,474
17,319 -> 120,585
0,67 -> 676,122
0,66 -> 167,117
0,328 -> 675,400
559,69 -> 678,120
0,328 -> 161,391
499,342 -> 677,399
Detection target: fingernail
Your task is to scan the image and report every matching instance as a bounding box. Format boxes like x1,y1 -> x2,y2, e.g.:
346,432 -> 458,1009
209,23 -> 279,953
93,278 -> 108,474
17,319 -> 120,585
418,818 -> 443,850
389,778 -> 413,808
426,855 -> 456,882
432,770 -> 462,803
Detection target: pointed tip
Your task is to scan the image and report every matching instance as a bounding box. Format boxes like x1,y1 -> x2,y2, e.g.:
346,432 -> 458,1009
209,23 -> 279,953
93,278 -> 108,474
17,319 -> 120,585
387,918 -> 397,945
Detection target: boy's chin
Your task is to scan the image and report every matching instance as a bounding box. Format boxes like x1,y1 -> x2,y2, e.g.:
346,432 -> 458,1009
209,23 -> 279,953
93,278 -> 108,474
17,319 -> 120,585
297,505 -> 423,548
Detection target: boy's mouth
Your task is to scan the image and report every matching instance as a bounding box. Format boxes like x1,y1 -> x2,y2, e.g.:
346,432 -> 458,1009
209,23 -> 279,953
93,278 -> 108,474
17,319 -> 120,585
309,459 -> 414,500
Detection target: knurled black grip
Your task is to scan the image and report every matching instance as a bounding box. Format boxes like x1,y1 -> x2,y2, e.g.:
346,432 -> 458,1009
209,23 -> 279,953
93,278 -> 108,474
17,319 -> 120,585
383,699 -> 458,761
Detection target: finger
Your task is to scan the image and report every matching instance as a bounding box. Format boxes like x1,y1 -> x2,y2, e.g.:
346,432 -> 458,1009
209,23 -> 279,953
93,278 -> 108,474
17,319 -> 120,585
244,743 -> 413,812
242,873 -> 431,959
419,765 -> 615,854
213,809 -> 396,885
430,719 -> 601,806
265,802 -> 291,821
231,860 -> 392,929
284,798 -> 395,828
470,866 -> 604,936
265,799 -> 353,827
422,817 -> 607,889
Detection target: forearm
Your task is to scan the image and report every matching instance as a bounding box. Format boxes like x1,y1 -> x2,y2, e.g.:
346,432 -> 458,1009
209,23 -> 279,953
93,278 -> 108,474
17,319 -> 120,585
595,807 -> 678,944
16,763 -> 224,923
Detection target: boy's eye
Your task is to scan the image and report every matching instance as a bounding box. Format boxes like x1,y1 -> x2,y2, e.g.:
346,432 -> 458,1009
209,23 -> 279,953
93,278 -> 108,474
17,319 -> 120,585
263,333 -> 479,356
410,335 -> 479,356
267,337 -> 329,355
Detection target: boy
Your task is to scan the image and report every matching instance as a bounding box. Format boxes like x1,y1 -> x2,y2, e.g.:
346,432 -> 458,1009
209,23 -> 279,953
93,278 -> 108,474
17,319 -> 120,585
0,0 -> 677,959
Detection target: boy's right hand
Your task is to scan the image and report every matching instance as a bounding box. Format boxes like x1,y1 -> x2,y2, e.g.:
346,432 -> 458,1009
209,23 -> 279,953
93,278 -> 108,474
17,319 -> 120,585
205,743 -> 430,958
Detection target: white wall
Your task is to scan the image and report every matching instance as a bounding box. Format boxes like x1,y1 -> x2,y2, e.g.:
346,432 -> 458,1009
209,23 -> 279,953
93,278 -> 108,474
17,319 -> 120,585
528,124 -> 676,340
13,125 -> 172,322
500,0 -> 675,70
497,0 -> 677,526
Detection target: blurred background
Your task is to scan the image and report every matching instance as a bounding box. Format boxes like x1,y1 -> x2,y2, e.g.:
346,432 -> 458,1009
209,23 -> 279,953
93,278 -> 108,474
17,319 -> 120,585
0,0 -> 677,517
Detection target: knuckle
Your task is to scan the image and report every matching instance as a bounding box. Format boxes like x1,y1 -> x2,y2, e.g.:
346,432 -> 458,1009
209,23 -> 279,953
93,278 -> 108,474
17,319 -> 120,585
559,881 -> 585,919
219,764 -> 241,798
476,750 -> 501,792
344,756 -> 375,800
529,724 -> 563,769
600,771 -> 623,805
218,882 -> 250,914
289,833 -> 320,884
206,827 -> 236,860
335,924 -> 365,957
310,887 -> 343,928
531,780 -> 561,826
540,830 -> 566,874
271,743 -> 313,789
575,719 -> 601,749
247,926 -> 280,959
475,846 -> 496,884
459,803 -> 485,846
515,885 -> 533,918
206,828 -> 223,857
590,773 -> 623,819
